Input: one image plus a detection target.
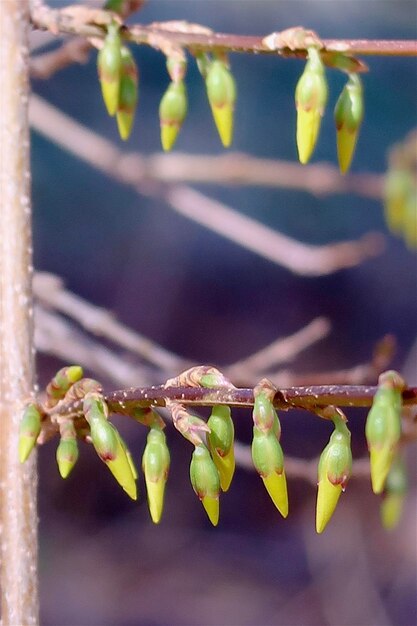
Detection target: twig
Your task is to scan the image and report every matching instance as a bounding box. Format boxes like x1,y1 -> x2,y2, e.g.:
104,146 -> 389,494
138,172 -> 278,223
29,94 -> 385,276
0,1 -> 39,622
29,3 -> 417,61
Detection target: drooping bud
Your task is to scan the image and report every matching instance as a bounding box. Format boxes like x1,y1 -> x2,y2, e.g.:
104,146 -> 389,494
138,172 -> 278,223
18,403 -> 42,463
365,371 -> 404,494
316,413 -> 352,533
207,405 -> 235,492
205,58 -> 236,147
159,80 -> 187,151
97,23 -> 122,116
142,428 -> 171,524
56,420 -> 78,478
251,427 -> 288,518
334,73 -> 364,174
45,365 -> 83,408
116,46 -> 139,140
380,454 -> 408,530
295,47 -> 328,164
189,444 -> 220,526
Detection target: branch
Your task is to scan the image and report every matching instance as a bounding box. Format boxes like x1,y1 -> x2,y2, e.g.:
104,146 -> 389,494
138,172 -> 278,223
29,94 -> 385,276
29,4 -> 417,63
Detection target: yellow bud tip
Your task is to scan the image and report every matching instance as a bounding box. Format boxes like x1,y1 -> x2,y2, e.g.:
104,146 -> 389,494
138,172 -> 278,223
202,496 -> 219,526
116,111 -> 134,141
67,365 -> 83,383
316,479 -> 342,534
337,127 -> 358,175
161,123 -> 180,152
101,82 -> 119,117
146,479 -> 166,525
212,449 -> 235,492
296,108 -> 321,165
370,447 -> 393,494
381,494 -> 404,530
106,453 -> 137,500
262,472 -> 289,518
57,460 -> 74,479
211,105 -> 233,147
19,438 -> 35,463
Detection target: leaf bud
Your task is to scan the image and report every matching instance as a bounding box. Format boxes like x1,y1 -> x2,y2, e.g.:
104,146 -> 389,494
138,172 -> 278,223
18,403 -> 42,463
159,80 -> 187,151
116,46 -> 139,140
142,428 -> 171,524
190,444 -> 220,526
205,59 -> 236,147
295,47 -> 328,164
334,73 -> 364,174
251,427 -> 288,518
207,405 -> 235,492
97,22 -> 122,116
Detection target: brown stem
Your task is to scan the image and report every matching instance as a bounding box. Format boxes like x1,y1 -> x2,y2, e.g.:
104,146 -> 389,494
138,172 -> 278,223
0,0 -> 39,624
29,4 -> 417,62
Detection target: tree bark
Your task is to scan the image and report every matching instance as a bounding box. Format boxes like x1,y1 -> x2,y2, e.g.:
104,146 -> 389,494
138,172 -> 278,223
0,1 -> 39,624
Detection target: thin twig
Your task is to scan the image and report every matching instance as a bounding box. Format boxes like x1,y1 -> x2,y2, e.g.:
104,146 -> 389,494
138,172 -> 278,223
29,94 -> 385,276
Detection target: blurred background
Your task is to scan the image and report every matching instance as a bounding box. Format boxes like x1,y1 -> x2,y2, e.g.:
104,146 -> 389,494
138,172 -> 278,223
30,1 -> 416,624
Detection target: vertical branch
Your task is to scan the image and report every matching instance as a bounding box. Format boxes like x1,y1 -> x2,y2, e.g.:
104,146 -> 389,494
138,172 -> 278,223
0,1 -> 39,624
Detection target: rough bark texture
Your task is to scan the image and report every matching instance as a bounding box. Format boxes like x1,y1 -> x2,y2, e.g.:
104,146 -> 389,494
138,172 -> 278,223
0,1 -> 39,624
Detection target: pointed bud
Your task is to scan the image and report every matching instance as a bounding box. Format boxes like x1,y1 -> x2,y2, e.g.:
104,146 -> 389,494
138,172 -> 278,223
380,454 -> 407,530
142,428 -> 170,524
190,445 -> 220,526
56,438 -> 79,478
251,427 -> 288,517
105,428 -> 137,500
365,371 -> 404,494
295,47 -> 328,164
116,46 -> 139,140
19,404 -> 42,463
89,417 -> 119,462
159,80 -> 187,151
45,365 -> 83,407
334,74 -> 364,174
316,418 -> 352,533
207,405 -> 235,492
97,23 -> 122,116
205,59 -> 236,147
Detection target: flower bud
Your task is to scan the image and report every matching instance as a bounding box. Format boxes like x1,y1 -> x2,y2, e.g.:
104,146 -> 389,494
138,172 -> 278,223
205,59 -> 236,147
56,438 -> 79,479
334,74 -> 364,174
253,391 -> 276,435
18,404 -> 42,463
207,405 -> 235,492
159,80 -> 187,151
380,454 -> 407,530
97,23 -> 122,116
142,428 -> 170,524
190,445 -> 220,526
116,46 -> 139,140
316,418 -> 352,534
295,47 -> 328,164
251,427 -> 288,518
365,371 -> 404,494
105,429 -> 137,500
45,365 -> 83,407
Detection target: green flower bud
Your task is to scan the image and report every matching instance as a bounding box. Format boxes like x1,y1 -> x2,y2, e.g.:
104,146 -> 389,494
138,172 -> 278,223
116,46 -> 139,141
142,428 -> 170,524
89,417 -> 119,462
205,59 -> 236,147
97,23 -> 122,116
18,404 -> 42,463
316,418 -> 352,534
190,445 -> 220,526
159,80 -> 187,151
207,405 -> 235,492
45,365 -> 83,407
334,74 -> 364,174
295,47 -> 328,164
365,371 -> 404,494
380,454 -> 407,530
56,438 -> 79,479
251,427 -> 288,518
105,428 -> 137,500
253,392 -> 276,434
